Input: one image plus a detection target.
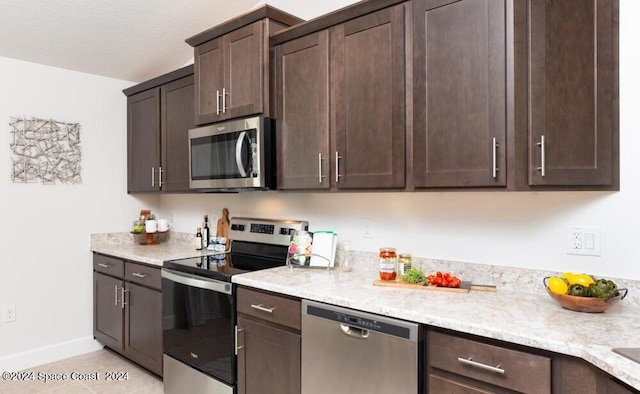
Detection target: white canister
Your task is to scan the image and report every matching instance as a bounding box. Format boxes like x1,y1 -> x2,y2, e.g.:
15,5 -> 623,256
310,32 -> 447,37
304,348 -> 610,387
157,219 -> 171,232
145,219 -> 158,233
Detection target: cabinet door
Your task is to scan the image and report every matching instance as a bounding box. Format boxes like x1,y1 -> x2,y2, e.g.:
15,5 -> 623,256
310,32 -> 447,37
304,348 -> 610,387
225,21 -> 264,120
194,37 -> 225,125
275,31 -> 330,190
93,272 -> 124,352
413,0 -> 506,188
124,282 -> 163,376
161,75 -> 194,191
528,0 -> 616,186
332,5 -> 405,189
127,88 -> 160,192
237,315 -> 301,394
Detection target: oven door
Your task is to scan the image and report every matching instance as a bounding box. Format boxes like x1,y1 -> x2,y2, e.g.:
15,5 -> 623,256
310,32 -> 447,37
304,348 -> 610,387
162,268 -> 236,387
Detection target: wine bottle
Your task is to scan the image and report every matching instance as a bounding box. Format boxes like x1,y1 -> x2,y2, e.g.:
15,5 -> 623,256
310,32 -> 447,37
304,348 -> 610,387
196,227 -> 203,250
203,214 -> 210,247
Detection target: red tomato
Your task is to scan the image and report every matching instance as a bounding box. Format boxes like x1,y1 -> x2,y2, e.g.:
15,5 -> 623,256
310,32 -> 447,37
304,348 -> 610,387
449,278 -> 461,288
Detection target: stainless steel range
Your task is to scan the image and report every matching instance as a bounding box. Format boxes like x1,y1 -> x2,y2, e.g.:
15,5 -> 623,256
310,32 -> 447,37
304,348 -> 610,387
161,217 -> 308,394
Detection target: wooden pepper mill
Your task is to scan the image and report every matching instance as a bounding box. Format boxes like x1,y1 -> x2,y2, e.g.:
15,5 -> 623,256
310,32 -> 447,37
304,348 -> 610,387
216,208 -> 230,250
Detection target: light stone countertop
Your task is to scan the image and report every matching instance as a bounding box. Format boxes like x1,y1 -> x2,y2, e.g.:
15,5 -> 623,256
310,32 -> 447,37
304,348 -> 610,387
232,264 -> 640,391
90,232 -> 215,266
88,234 -> 640,390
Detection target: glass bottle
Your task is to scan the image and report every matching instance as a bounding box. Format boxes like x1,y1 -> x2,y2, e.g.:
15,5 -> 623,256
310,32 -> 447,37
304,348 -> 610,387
196,227 -> 203,250
379,247 -> 397,280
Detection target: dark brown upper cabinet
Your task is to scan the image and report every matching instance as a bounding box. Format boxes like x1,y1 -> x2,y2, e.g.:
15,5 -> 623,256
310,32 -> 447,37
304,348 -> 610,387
275,31 -> 331,190
271,0 -> 618,192
526,0 -> 618,188
160,76 -> 194,191
273,4 -> 406,190
124,66 -> 194,193
413,0 -> 507,188
127,88 -> 161,192
187,5 -> 304,126
332,5 -> 406,189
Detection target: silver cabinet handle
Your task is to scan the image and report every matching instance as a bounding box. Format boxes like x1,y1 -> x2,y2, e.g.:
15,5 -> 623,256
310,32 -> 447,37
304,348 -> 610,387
536,135 -> 546,177
121,287 -> 128,309
250,304 -> 275,313
151,167 -> 155,187
114,285 -> 119,306
222,88 -> 228,113
457,357 -> 505,374
492,137 -> 499,178
216,90 -> 220,115
158,167 -> 163,188
318,153 -> 325,183
335,151 -> 342,182
98,263 -> 110,268
235,326 -> 244,355
132,272 -> 148,278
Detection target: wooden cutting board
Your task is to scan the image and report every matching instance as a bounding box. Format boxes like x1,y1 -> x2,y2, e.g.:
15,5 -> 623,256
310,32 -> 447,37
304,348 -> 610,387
373,280 -> 496,293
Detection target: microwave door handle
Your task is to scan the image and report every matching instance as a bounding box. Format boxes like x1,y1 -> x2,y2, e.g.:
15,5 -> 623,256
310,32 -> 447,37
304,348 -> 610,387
235,131 -> 248,177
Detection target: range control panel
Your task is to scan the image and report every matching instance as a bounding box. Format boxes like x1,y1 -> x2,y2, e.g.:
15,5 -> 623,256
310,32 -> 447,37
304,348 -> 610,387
229,217 -> 309,246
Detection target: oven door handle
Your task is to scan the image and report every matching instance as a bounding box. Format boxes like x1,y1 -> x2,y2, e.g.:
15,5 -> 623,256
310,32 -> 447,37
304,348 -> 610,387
161,268 -> 232,295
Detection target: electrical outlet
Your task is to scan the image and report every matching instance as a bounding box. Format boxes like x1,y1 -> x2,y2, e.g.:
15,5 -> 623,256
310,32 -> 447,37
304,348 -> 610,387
567,226 -> 601,256
2,304 -> 16,323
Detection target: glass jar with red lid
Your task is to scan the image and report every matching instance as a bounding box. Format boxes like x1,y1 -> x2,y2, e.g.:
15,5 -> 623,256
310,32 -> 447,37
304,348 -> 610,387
379,247 -> 397,280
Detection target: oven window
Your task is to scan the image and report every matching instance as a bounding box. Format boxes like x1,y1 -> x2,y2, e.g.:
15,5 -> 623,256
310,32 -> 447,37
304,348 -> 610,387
191,129 -> 255,180
162,277 -> 236,385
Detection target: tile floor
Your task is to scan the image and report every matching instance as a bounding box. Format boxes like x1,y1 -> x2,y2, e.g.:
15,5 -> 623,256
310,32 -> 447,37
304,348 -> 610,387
0,348 -> 163,394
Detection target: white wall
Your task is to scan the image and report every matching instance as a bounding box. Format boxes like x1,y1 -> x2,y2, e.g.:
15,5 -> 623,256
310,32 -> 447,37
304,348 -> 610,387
159,0 -> 640,282
253,0 -> 360,21
0,56 -> 160,367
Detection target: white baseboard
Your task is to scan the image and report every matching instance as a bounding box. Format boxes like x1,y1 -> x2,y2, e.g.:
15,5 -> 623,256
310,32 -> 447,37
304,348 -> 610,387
0,336 -> 104,372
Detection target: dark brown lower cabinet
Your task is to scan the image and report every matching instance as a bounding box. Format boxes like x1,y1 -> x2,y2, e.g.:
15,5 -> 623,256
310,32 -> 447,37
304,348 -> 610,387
123,282 -> 162,376
92,254 -> 162,376
236,287 -> 301,394
236,315 -> 301,394
426,328 -> 639,394
93,272 -> 124,352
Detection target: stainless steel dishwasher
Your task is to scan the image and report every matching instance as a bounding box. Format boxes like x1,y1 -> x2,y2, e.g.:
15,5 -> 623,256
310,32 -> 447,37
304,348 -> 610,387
302,299 -> 421,394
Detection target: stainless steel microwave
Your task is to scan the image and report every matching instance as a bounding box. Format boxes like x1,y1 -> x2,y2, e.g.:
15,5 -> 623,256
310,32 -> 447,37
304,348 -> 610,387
188,116 -> 275,191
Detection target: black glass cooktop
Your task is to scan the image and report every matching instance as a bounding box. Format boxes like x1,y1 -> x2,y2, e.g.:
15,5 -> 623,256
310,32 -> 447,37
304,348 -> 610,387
163,254 -> 249,282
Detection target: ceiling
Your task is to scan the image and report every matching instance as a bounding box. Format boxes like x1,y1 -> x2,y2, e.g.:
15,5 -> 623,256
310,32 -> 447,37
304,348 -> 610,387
0,0 -> 260,83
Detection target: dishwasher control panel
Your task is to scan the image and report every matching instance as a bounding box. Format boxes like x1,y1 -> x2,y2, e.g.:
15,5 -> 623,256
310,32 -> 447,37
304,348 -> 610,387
303,300 -> 418,341
343,314 -> 381,330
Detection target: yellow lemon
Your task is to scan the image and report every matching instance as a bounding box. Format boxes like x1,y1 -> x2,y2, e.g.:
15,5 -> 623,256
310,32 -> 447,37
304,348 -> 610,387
548,276 -> 569,295
561,272 -> 574,281
568,273 -> 595,287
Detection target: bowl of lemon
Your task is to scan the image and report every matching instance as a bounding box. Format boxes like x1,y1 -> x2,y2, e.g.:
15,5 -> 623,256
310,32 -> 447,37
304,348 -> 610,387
544,273 -> 628,313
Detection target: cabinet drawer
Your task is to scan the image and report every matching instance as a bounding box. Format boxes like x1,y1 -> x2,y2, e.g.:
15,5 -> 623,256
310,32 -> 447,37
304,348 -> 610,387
93,254 -> 124,277
125,262 -> 161,290
237,287 -> 301,330
428,331 -> 551,394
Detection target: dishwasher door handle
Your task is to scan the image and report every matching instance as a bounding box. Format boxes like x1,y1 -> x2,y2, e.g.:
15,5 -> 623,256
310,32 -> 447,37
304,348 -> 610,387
340,324 -> 369,339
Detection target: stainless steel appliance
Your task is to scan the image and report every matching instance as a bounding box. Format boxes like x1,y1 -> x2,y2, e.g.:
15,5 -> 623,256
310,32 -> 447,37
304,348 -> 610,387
162,217 -> 308,394
301,299 -> 423,394
188,116 -> 275,191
